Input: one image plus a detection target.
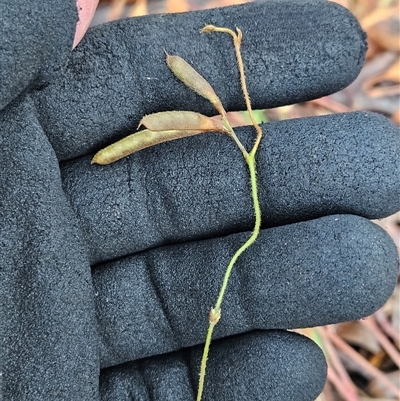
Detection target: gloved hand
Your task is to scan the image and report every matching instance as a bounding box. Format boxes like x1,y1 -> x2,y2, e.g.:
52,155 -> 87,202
1,1 -> 399,400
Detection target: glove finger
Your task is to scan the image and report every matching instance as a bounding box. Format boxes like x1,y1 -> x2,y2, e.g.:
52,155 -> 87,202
33,0 -> 367,160
61,112 -> 400,265
100,330 -> 326,401
92,214 -> 398,368
0,1 -> 77,109
0,97 -> 100,400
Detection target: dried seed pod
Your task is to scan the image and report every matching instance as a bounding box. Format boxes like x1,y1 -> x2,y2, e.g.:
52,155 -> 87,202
92,111 -> 229,165
165,52 -> 225,115
92,128 -> 206,165
139,111 -> 227,133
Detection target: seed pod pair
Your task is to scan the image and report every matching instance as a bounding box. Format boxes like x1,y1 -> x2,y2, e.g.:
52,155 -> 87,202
91,111 -> 227,165
92,52 -> 229,165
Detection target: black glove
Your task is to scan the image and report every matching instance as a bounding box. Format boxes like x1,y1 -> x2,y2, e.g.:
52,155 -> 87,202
1,1 -> 399,400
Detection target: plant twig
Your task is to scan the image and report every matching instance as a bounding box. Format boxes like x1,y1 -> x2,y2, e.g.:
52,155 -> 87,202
325,326 -> 400,398
360,316 -> 400,369
196,25 -> 263,401
317,326 -> 360,401
374,309 -> 400,345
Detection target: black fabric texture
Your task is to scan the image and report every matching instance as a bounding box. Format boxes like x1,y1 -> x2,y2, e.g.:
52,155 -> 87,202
91,213 -> 398,369
0,96 -> 100,399
0,0 -> 77,110
1,1 -> 399,400
99,331 -> 327,401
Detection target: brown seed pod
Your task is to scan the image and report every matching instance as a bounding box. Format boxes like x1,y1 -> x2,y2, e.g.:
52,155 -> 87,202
138,111 -> 227,133
92,111 -> 228,165
92,128 -> 211,165
165,52 -> 225,115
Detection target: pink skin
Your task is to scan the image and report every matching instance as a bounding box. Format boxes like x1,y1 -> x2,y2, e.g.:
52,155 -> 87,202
73,0 -> 99,48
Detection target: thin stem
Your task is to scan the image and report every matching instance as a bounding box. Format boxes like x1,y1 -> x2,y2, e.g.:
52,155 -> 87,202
204,26 -> 263,154
222,114 -> 249,161
196,25 -> 263,401
214,155 -> 260,312
196,321 -> 217,401
196,149 -> 261,400
231,29 -> 263,155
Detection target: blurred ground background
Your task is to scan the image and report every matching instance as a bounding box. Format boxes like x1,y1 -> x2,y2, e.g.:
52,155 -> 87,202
93,1 -> 399,399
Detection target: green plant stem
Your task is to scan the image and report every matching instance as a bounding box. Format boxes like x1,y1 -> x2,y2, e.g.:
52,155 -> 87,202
214,154 -> 260,311
196,25 -> 264,401
196,316 -> 216,401
196,150 -> 261,401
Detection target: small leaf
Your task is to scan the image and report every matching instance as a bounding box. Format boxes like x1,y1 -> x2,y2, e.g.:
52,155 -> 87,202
165,52 -> 225,115
139,111 -> 227,133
